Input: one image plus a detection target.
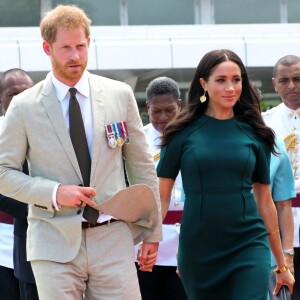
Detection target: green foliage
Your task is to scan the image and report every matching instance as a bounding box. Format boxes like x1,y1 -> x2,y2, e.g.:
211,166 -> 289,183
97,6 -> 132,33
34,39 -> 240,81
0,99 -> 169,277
260,100 -> 268,112
260,96 -> 281,112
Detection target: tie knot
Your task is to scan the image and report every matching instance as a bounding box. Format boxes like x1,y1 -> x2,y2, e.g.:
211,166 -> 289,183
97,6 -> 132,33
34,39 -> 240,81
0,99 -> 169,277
69,87 -> 77,97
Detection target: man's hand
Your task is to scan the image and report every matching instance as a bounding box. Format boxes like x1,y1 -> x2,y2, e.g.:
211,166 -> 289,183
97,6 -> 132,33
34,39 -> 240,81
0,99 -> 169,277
136,242 -> 159,272
56,185 -> 96,208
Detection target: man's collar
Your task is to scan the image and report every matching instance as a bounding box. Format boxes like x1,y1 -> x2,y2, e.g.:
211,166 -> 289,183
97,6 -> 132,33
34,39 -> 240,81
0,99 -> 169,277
51,71 -> 90,101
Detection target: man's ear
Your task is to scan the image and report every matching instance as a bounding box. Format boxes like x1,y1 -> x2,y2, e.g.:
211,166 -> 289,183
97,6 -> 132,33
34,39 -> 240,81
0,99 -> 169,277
272,78 -> 278,92
43,41 -> 51,56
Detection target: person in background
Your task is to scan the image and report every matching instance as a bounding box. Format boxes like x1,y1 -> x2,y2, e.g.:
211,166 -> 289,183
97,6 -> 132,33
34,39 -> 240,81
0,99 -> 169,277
0,68 -> 37,300
268,136 -> 295,299
263,54 -> 300,300
0,5 -> 162,299
135,77 -> 187,300
157,49 -> 294,300
254,86 -> 295,299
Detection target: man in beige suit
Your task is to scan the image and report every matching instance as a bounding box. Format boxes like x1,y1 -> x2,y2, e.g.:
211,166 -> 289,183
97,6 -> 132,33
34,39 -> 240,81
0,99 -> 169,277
0,5 -> 162,300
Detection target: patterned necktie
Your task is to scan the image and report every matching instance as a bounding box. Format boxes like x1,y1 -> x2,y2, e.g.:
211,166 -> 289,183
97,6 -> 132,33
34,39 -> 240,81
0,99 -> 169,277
69,87 -> 99,225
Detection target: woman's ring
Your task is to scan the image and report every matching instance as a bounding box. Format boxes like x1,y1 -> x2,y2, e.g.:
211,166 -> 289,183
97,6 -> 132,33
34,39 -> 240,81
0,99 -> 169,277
78,200 -> 83,207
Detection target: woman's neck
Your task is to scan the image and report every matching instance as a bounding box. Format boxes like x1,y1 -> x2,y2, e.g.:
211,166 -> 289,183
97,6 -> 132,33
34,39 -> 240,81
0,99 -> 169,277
205,108 -> 234,120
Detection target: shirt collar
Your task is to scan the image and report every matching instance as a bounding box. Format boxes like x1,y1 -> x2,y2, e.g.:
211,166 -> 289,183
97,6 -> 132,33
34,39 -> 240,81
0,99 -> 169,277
280,103 -> 300,118
51,71 -> 90,101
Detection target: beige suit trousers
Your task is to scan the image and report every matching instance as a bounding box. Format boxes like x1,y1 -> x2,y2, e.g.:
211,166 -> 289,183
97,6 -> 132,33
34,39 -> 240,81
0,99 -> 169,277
31,221 -> 141,300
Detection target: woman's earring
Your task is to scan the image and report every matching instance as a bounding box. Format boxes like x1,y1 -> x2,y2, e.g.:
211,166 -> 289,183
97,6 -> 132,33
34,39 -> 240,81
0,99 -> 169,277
200,91 -> 207,103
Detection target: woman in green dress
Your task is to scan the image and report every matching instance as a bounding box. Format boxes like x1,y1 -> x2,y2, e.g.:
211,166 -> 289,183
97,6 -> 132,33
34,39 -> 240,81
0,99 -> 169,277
157,49 -> 294,300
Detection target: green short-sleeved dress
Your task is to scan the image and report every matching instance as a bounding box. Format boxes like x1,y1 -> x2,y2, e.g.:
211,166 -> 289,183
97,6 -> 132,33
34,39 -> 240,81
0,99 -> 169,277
157,115 -> 271,300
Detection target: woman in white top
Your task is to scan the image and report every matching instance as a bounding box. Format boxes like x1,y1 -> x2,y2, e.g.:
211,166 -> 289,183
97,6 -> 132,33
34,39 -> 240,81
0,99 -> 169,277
135,77 -> 187,300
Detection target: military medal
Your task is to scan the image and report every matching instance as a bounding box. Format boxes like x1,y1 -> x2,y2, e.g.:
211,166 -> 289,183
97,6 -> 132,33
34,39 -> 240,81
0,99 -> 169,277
113,123 -> 124,146
105,121 -> 129,148
105,124 -> 117,148
120,121 -> 130,144
117,122 -> 125,146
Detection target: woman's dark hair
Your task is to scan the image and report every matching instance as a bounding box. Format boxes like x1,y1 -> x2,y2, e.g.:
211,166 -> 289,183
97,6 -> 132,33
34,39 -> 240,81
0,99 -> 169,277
161,49 -> 276,153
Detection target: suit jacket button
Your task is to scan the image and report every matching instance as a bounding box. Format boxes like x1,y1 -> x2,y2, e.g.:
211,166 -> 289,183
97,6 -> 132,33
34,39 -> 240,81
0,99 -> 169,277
77,210 -> 82,214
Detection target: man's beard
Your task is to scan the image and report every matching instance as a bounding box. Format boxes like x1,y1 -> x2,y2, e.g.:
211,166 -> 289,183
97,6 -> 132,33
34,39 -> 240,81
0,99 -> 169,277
51,56 -> 87,85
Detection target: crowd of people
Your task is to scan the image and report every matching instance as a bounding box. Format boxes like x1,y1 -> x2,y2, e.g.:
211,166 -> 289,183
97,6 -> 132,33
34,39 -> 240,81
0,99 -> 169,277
0,4 -> 298,300
0,69 -> 38,300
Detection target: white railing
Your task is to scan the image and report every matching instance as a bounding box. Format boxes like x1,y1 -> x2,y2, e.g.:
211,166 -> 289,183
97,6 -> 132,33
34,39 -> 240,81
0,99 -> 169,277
0,23 -> 299,73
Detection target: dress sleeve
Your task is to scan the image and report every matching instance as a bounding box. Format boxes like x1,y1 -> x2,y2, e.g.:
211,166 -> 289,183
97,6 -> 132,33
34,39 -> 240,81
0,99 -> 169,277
271,137 -> 296,201
157,134 -> 183,180
252,139 -> 271,184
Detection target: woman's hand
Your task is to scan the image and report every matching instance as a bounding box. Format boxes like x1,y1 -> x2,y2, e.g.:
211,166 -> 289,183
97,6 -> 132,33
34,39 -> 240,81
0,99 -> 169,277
175,251 -> 181,278
136,242 -> 159,272
273,268 -> 295,295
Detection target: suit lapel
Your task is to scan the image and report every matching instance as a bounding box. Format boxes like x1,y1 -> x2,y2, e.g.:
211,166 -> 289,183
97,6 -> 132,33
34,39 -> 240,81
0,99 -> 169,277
40,74 -> 82,180
89,74 -> 105,182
